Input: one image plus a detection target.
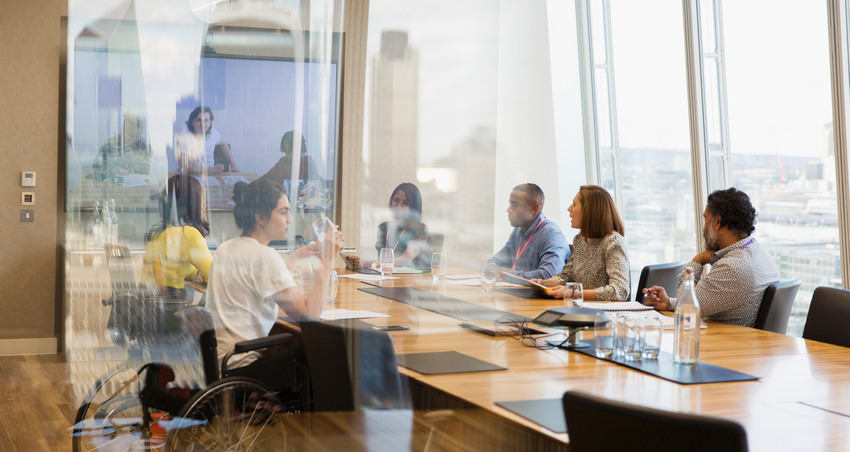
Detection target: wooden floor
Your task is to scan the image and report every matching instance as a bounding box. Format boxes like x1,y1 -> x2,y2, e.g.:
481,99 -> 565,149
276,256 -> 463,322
0,354 -> 77,451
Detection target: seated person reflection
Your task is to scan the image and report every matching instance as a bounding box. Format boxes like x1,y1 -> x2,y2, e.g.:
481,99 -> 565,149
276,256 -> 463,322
174,106 -> 239,175
533,185 -> 630,301
141,175 -> 212,300
643,188 -> 779,327
206,178 -> 343,367
91,113 -> 150,182
261,131 -> 320,184
344,183 -> 430,271
489,183 -> 569,280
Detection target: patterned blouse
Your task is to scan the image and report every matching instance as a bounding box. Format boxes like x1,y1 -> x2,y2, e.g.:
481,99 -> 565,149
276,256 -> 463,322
553,232 -> 630,301
670,236 -> 779,327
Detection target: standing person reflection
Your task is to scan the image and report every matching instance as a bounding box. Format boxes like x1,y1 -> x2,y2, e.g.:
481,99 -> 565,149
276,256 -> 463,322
532,185 -> 630,301
175,106 -> 239,175
141,175 -> 212,301
344,183 -> 430,271
206,178 -> 343,368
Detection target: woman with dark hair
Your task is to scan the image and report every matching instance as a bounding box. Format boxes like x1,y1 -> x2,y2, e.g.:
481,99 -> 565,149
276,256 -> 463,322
141,175 -> 212,300
206,178 -> 342,367
533,185 -> 630,301
344,182 -> 430,270
175,106 -> 238,174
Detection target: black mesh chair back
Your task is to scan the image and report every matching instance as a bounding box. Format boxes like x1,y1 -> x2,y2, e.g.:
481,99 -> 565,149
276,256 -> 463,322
176,306 -> 218,385
802,286 -> 850,347
300,317 -> 407,411
634,261 -> 687,303
562,391 -> 748,452
427,232 -> 445,254
104,244 -> 137,296
754,278 -> 800,334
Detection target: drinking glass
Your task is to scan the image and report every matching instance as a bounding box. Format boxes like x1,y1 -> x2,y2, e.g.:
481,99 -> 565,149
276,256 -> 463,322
624,315 -> 642,361
379,248 -> 395,276
613,312 -> 634,359
431,252 -> 448,281
640,315 -> 662,359
480,262 -> 498,293
564,282 -> 584,308
325,270 -> 338,310
312,216 -> 334,241
593,312 -> 614,359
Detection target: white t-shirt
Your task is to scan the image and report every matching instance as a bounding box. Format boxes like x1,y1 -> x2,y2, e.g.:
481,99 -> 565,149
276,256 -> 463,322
207,237 -> 295,366
174,128 -> 221,170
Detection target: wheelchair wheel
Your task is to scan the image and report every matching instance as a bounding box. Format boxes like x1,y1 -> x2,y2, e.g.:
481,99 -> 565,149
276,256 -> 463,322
169,377 -> 286,451
72,363 -> 167,451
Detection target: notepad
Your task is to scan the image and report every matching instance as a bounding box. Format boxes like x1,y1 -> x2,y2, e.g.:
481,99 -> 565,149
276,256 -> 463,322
582,301 -> 654,312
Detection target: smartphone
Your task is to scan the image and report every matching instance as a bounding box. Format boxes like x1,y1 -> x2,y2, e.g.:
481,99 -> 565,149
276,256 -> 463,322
371,325 -> 410,332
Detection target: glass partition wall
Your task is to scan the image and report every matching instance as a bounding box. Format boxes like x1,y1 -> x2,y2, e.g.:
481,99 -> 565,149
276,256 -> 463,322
64,0 -> 344,414
62,0 -> 850,446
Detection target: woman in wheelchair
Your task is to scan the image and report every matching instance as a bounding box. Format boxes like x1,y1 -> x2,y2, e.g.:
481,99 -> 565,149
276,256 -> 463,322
141,174 -> 212,301
206,178 -> 343,377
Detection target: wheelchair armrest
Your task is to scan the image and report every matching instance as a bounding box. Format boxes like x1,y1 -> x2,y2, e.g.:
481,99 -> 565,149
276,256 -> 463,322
233,333 -> 293,354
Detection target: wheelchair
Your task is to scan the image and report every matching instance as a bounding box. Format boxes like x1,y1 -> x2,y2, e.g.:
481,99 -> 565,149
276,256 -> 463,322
71,292 -> 307,452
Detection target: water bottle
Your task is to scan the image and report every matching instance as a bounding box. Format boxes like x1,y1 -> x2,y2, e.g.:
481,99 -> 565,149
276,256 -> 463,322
674,268 -> 700,364
107,199 -> 119,244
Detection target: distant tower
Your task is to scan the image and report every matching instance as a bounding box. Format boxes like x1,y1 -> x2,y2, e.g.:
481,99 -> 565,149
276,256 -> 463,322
368,30 -> 419,199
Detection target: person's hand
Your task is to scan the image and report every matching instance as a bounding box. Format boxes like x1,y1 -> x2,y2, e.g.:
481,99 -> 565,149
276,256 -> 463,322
230,164 -> 240,173
643,285 -> 672,311
546,285 -> 566,299
211,164 -> 225,175
320,225 -> 344,263
692,249 -> 713,265
532,278 -> 558,287
343,254 -> 361,271
294,242 -> 321,259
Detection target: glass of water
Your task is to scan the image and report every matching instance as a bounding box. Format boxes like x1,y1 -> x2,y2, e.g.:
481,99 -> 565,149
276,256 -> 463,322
312,216 -> 334,242
480,262 -> 499,293
379,248 -> 395,276
325,270 -> 338,310
593,312 -> 614,359
624,315 -> 642,361
431,252 -> 448,281
564,282 -> 584,308
640,315 -> 662,359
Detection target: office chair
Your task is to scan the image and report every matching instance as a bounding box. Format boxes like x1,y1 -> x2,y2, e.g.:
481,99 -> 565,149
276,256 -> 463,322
562,391 -> 749,452
802,286 -> 850,347
104,244 -> 137,296
634,260 -> 687,303
300,317 -> 408,411
754,278 -> 800,334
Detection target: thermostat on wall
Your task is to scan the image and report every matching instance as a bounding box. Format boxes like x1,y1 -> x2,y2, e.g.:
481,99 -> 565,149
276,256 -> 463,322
22,171 -> 36,187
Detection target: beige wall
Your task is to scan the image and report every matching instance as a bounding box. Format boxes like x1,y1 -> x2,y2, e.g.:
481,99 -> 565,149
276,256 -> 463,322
0,1 -> 66,349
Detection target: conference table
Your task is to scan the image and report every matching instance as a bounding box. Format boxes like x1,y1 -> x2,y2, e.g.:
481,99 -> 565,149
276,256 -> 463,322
277,269 -> 850,452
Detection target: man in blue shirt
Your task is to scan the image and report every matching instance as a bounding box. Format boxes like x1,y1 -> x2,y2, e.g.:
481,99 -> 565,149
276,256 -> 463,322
489,183 -> 569,280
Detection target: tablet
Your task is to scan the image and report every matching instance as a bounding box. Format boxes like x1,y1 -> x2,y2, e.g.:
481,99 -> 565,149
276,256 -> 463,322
501,272 -> 551,291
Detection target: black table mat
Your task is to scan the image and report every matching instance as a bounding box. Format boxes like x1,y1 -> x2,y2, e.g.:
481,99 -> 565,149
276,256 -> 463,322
359,287 -> 530,323
495,287 -> 539,299
496,399 -> 566,433
570,345 -> 759,385
396,351 -> 506,375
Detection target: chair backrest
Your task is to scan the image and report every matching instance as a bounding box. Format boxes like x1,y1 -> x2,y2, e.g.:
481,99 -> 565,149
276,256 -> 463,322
300,317 -> 407,411
634,261 -> 687,303
754,278 -> 800,334
104,244 -> 137,296
562,391 -> 749,452
802,286 -> 850,347
427,232 -> 445,254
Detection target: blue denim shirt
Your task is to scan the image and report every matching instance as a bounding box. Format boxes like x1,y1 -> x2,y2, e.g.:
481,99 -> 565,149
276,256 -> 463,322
489,213 -> 570,280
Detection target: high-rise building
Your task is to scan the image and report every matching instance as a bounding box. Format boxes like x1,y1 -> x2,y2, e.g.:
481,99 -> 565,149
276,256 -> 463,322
368,30 -> 419,202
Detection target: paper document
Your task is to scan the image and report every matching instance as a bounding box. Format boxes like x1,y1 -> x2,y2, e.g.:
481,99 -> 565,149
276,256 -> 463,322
392,267 -> 423,274
319,309 -> 391,321
444,274 -> 481,280
582,301 -> 654,312
447,279 -> 521,288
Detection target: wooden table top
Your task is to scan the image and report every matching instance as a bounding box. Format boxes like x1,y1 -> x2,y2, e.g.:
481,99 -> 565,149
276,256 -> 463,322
312,270 -> 850,452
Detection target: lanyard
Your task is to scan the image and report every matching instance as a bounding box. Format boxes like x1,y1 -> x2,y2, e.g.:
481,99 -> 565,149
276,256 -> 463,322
513,218 -> 546,270
387,227 -> 406,251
